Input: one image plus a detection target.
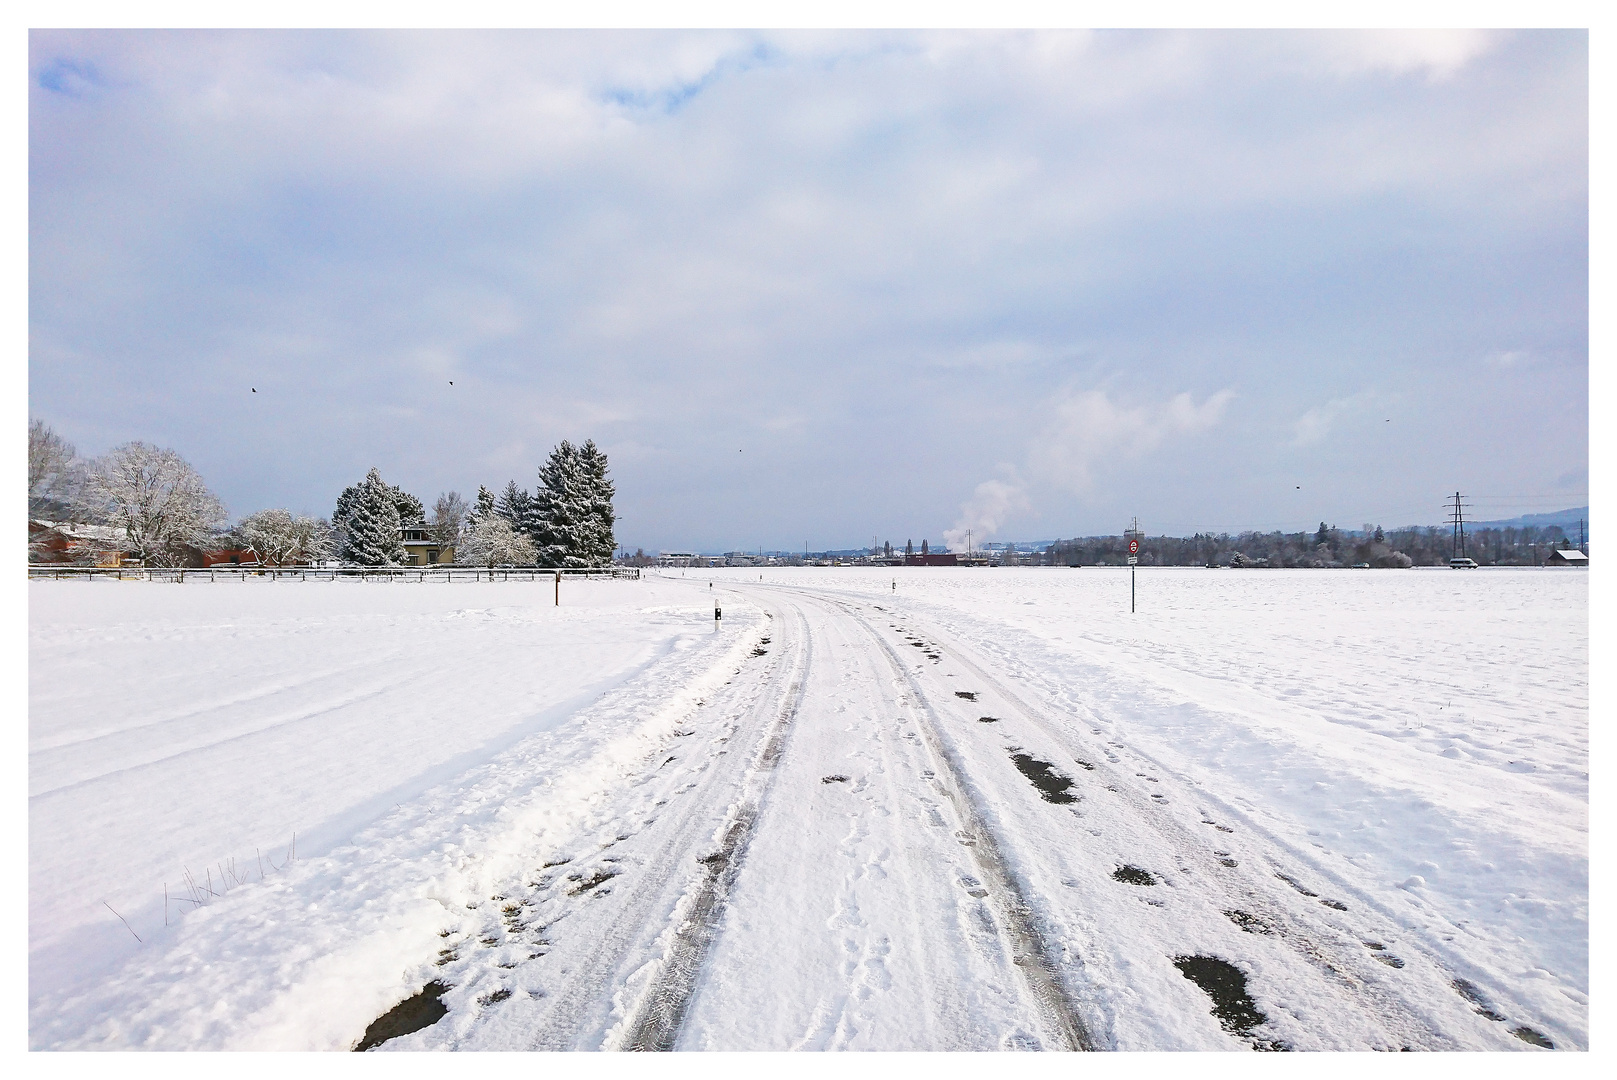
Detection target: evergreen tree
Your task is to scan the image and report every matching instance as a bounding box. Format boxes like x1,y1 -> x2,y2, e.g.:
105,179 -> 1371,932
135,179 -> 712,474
532,441 -> 588,568
467,485 -> 496,528
392,486 -> 425,525
334,471 -> 421,550
577,439 -> 616,566
339,468 -> 406,565
496,481 -> 534,531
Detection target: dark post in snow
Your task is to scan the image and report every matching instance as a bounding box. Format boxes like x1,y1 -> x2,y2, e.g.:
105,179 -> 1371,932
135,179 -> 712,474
555,570 -> 560,606
715,603 -> 722,623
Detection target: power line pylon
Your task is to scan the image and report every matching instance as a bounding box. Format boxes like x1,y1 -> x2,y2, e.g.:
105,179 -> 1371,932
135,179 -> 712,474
1447,492 -> 1473,561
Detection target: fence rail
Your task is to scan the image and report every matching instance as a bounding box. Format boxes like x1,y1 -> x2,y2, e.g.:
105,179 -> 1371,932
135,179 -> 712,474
28,565 -> 641,583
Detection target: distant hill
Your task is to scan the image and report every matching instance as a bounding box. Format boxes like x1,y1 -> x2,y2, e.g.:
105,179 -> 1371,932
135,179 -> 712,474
1466,506 -> 1588,532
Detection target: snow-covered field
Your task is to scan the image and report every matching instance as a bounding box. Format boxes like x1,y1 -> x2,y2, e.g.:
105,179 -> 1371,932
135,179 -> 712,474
28,567 -> 1585,1051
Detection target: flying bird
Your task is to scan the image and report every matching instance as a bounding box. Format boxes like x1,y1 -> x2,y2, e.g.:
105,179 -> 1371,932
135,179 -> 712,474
251,388 -> 256,393
449,381 -> 454,385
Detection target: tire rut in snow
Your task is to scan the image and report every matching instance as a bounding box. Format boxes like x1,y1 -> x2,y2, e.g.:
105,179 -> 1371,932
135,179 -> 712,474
613,603 -> 813,1051
882,604 -> 1472,1050
820,594 -> 1094,1051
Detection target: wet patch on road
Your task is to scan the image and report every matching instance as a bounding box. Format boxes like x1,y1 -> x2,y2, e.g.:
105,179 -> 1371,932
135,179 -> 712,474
1452,977 -> 1509,1022
1173,955 -> 1286,1050
1225,910 -> 1275,934
354,980 -> 451,1050
564,868 -> 619,896
1275,871 -> 1318,897
1512,1026 -> 1553,1048
1008,751 -> 1077,803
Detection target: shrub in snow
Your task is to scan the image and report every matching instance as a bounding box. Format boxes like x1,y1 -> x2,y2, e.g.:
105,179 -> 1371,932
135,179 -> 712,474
74,441 -> 226,565
338,469 -> 407,566
456,516 -> 537,567
237,509 -> 334,566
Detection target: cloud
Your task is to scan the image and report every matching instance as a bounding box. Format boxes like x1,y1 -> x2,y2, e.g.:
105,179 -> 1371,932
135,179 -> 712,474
1484,350 -> 1533,369
1291,391 -> 1389,447
26,30 -> 1586,548
1032,389 -> 1235,495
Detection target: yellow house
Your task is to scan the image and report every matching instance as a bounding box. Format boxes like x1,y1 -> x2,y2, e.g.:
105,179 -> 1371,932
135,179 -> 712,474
400,524 -> 455,566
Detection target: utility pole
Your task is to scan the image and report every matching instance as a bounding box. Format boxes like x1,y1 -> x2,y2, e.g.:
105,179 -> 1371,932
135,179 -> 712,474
1581,518 -> 1586,555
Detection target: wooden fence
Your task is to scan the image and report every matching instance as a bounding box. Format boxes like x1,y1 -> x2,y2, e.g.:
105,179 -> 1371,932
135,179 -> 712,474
27,565 -> 641,583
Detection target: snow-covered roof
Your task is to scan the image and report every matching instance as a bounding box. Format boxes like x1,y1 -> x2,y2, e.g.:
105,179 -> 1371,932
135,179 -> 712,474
30,519 -> 125,543
1549,549 -> 1589,563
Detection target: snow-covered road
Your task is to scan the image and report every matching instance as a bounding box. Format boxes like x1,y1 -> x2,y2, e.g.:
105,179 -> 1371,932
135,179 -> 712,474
29,569 -> 1584,1051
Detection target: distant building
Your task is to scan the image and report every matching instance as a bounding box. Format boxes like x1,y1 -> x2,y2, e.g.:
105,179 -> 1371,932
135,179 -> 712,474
1546,548 -> 1589,566
904,552 -> 958,566
657,551 -> 696,567
28,520 -> 124,566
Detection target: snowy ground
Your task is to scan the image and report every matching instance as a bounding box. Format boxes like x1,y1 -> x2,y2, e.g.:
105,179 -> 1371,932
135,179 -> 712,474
28,567 -> 1585,1051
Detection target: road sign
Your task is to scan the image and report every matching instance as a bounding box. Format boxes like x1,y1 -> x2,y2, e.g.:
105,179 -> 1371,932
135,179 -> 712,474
1128,556 -> 1138,565
1128,538 -> 1139,555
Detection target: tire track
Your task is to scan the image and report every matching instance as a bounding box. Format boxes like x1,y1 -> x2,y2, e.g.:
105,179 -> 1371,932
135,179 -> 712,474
611,599 -> 813,1051
854,593 -> 1472,1049
795,590 -> 1095,1051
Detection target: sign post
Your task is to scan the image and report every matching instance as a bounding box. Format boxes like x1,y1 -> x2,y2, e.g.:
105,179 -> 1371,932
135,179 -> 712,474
1127,535 -> 1140,613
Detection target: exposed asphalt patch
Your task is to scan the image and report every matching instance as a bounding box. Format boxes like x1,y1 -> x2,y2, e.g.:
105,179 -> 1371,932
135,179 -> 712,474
1173,955 -> 1286,1050
1112,865 -> 1157,886
1512,1026 -> 1554,1048
821,774 -> 848,784
955,691 -> 978,700
1009,751 -> 1077,804
354,980 -> 450,1051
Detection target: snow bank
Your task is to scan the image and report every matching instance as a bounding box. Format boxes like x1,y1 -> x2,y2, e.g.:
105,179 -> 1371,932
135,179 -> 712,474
29,576 -> 748,1045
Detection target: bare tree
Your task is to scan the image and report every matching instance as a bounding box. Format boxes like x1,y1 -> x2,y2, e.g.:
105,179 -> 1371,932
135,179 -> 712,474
237,509 -> 334,566
28,420 -> 79,518
76,442 -> 226,565
430,491 -> 469,553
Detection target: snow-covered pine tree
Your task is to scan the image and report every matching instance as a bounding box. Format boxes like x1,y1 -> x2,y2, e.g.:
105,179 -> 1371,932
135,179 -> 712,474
467,485 -> 496,528
531,441 -> 589,568
392,486 -> 426,525
577,440 -> 616,565
339,468 -> 406,565
496,480 -> 532,529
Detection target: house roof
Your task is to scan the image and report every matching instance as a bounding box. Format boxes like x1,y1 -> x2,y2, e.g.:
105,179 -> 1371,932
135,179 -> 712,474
1549,548 -> 1589,562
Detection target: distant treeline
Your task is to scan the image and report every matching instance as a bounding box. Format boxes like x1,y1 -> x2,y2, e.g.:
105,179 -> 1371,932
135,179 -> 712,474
1041,522 -> 1583,568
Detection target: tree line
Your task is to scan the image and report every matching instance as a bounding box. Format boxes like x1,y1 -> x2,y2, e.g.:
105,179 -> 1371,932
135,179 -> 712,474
27,419 -> 616,568
1039,521 -> 1581,568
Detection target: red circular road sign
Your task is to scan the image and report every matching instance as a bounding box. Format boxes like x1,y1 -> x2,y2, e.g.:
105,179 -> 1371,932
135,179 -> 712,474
1128,538 -> 1140,555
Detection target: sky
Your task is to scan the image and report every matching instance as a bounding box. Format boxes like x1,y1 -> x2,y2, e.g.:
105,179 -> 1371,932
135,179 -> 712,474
28,28 -> 1588,554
